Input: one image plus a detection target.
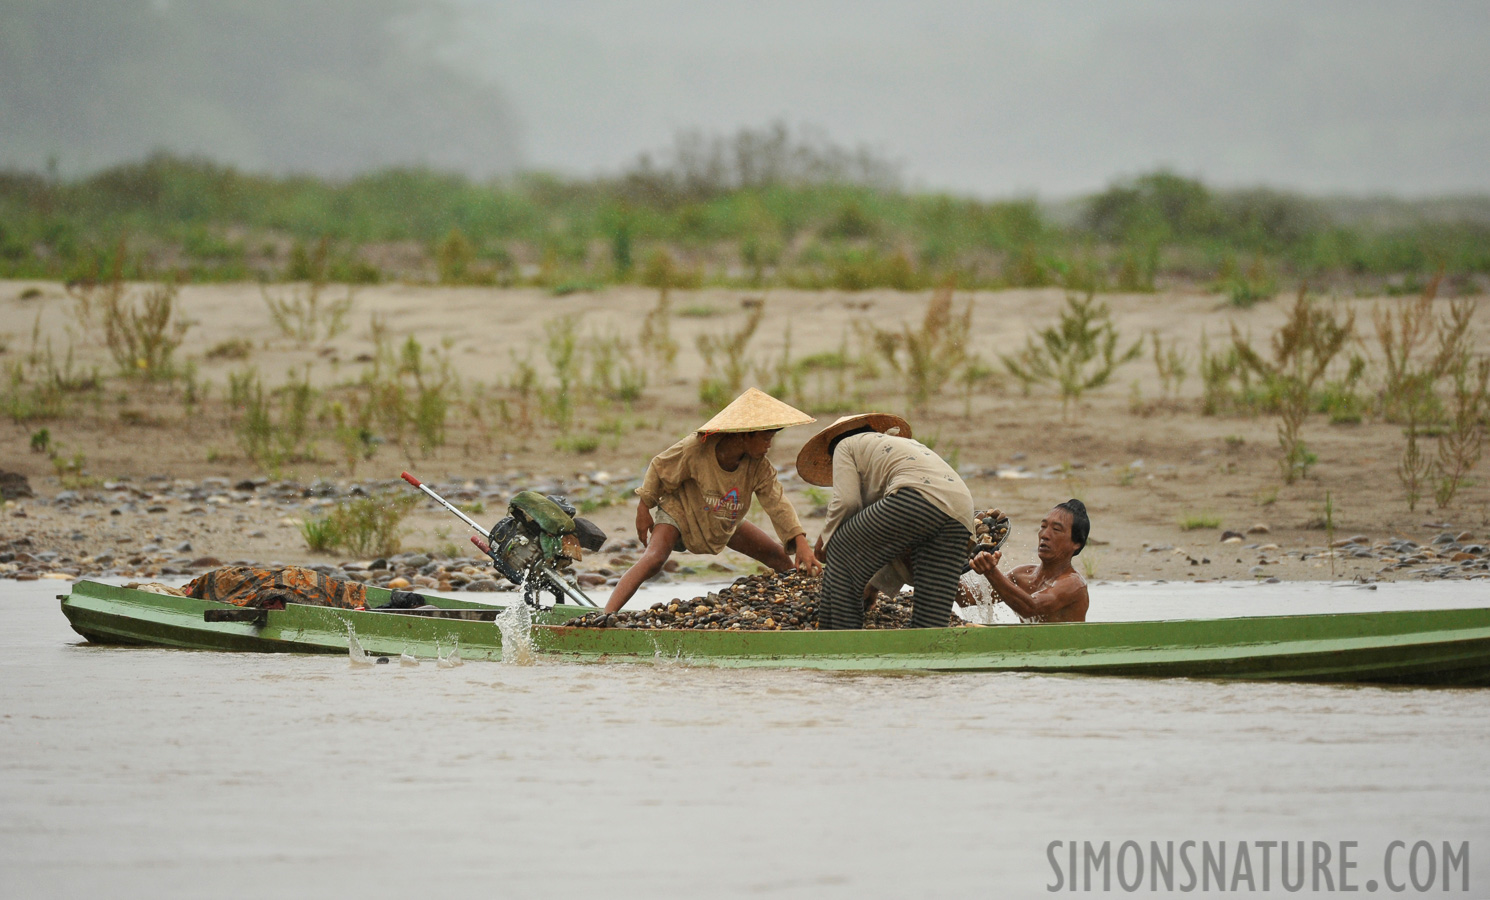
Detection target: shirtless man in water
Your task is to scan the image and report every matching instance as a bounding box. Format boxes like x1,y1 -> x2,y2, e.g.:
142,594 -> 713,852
969,499 -> 1090,623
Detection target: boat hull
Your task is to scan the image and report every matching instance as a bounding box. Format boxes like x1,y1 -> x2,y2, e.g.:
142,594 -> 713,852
59,580 -> 1490,685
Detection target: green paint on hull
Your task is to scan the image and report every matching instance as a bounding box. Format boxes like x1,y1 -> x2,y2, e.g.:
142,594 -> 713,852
59,580 -> 1490,685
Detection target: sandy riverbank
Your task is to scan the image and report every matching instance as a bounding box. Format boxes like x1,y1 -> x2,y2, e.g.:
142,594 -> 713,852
2,280 -> 1487,589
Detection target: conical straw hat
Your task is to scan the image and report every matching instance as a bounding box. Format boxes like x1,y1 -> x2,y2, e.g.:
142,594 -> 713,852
794,413 -> 912,486
696,387 -> 815,434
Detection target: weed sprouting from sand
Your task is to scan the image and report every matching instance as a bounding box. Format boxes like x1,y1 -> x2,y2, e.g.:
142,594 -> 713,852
870,281 -> 973,410
554,433 -> 601,454
639,286 -> 680,377
1001,290 -> 1142,418
542,316 -> 579,431
262,239 -> 354,346
697,301 -> 766,409
958,355 -> 998,417
1219,255 -> 1277,308
206,338 -> 253,361
1180,512 -> 1221,531
587,333 -> 647,404
98,280 -> 190,380
301,517 -> 339,552
229,366 -> 320,472
1371,277 -> 1479,508
1231,287 -> 1354,483
1323,490 -> 1337,578
301,493 -> 417,557
1151,331 -> 1190,399
435,228 -> 476,285
1432,352 -> 1489,508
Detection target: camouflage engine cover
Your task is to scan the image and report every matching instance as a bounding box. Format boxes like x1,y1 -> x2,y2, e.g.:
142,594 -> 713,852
508,491 -> 575,535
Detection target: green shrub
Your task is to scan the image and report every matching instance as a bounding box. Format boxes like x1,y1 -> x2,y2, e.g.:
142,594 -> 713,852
302,494 -> 417,557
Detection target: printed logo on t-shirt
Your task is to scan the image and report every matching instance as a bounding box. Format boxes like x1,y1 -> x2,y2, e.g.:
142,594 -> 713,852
706,488 -> 744,522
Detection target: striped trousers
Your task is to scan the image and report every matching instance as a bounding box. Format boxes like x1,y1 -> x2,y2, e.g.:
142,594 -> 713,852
820,489 -> 970,629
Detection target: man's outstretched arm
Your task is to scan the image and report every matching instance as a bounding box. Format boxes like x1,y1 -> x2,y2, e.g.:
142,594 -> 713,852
970,551 -> 1084,620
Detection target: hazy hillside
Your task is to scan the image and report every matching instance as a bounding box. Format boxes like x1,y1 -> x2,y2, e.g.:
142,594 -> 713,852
0,0 -> 521,177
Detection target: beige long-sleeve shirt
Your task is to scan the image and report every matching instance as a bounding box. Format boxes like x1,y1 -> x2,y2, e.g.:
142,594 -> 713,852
636,433 -> 805,554
821,432 -> 975,549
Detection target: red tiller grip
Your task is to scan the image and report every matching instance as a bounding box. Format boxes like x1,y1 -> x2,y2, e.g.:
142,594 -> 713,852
401,471 -> 421,487
471,535 -> 492,554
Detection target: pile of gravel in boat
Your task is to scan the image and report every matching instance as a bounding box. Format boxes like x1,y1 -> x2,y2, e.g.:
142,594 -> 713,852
562,570 -> 956,630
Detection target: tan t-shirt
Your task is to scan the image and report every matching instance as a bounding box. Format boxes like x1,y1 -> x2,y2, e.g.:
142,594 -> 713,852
821,432 -> 975,548
636,433 -> 805,554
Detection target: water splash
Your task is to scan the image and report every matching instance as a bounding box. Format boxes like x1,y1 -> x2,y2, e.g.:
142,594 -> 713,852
399,644 -> 420,667
436,636 -> 464,668
495,602 -> 535,665
648,634 -> 692,667
959,571 -> 1025,625
346,621 -> 373,666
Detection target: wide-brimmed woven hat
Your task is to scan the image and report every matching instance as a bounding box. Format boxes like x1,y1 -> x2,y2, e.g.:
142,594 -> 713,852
696,387 -> 815,434
794,413 -> 912,486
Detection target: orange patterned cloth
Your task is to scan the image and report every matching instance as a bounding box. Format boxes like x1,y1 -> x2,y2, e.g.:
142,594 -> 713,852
186,566 -> 367,610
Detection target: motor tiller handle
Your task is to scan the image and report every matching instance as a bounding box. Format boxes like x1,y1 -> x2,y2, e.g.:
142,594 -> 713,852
401,471 -> 487,536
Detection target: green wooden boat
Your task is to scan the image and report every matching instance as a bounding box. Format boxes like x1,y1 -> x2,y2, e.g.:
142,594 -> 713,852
59,579 -> 1490,685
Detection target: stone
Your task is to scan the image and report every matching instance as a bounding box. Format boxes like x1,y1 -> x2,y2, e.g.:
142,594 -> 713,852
1220,530 -> 1245,542
577,573 -> 609,587
1246,524 -> 1270,534
0,471 -> 35,500
1457,531 -> 1476,542
465,579 -> 501,592
386,577 -> 412,590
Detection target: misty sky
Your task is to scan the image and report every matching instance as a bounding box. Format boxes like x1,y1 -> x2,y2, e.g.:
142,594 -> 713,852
4,0 -> 1488,197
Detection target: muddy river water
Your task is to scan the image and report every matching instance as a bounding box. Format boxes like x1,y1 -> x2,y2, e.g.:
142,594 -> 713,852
3,579 -> 1488,898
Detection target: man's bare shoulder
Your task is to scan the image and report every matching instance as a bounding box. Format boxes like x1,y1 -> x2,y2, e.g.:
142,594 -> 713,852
1007,563 -> 1040,588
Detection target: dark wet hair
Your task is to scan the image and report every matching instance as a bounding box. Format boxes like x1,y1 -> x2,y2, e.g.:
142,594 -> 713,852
1054,499 -> 1090,556
827,426 -> 876,457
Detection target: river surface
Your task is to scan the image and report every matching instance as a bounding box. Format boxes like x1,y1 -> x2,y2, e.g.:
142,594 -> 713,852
3,579 -> 1488,898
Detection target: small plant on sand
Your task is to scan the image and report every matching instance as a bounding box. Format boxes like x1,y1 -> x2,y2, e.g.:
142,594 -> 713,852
98,280 -> 190,380
300,517 -> 340,553
435,228 -> 477,285
1001,290 -> 1142,418
1151,331 -> 1190,400
1432,352 -> 1490,508
638,286 -> 679,377
1179,513 -> 1222,531
206,338 -> 253,360
697,301 -> 766,410
302,493 -> 417,556
356,323 -> 457,459
554,433 -> 601,454
1232,287 -> 1354,483
542,316 -> 579,431
262,238 -> 354,346
1372,277 -> 1478,508
1323,490 -> 1337,578
586,333 -> 647,404
1218,255 -> 1277,309
871,281 -> 973,410
229,366 -> 320,472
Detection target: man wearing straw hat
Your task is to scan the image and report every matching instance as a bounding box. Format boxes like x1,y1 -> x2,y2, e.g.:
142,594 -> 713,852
797,413 -> 974,629
603,388 -> 822,613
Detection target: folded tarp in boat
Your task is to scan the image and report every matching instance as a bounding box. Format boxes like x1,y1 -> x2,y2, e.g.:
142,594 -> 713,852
186,565 -> 367,610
